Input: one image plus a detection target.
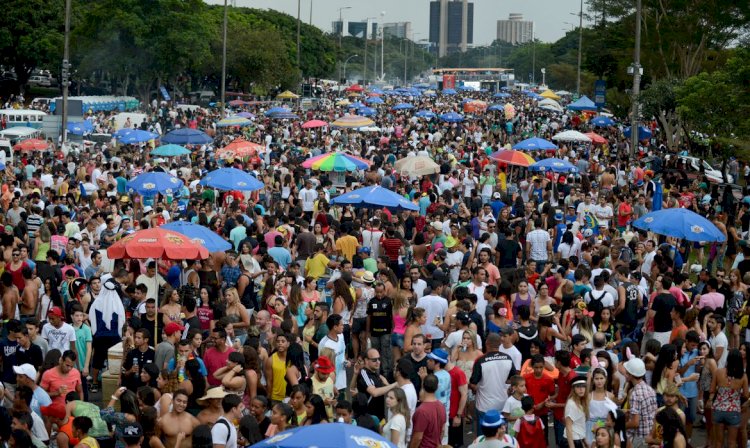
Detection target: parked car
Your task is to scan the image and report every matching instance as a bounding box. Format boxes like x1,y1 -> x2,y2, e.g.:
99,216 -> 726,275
28,75 -> 52,87
674,155 -> 734,184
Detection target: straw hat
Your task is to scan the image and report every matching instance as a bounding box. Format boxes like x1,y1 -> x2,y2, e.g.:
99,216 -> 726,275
197,387 -> 227,404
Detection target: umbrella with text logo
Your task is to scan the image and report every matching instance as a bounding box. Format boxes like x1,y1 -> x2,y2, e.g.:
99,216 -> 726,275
250,423 -> 395,448
107,227 -> 209,261
200,167 -> 264,191
161,128 -> 213,145
126,172 -> 183,196
513,137 -> 557,151
331,185 -> 418,212
530,158 -> 579,173
161,221 -> 231,253
632,208 -> 725,242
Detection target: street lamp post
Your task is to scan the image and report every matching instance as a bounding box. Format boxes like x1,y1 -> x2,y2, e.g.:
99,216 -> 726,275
343,54 -> 359,83
541,67 -> 546,86
296,0 -> 302,67
630,0 -> 643,157
60,0 -> 71,148
380,11 -> 386,81
337,7 -> 352,83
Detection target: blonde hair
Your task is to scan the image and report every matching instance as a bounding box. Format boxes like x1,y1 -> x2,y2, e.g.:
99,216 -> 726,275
577,315 -> 595,346
568,380 -> 590,419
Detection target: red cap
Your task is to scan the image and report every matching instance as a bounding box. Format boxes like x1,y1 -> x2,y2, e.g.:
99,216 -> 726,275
48,307 -> 64,318
41,403 -> 66,419
313,356 -> 335,374
164,322 -> 185,336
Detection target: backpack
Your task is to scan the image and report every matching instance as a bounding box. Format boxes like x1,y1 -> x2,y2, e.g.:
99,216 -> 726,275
618,281 -> 640,327
516,416 -> 545,448
587,290 -> 606,318
214,418 -> 232,444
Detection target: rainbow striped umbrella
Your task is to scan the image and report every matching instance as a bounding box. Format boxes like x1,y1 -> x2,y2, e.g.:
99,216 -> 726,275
489,149 -> 536,167
331,115 -> 375,128
301,152 -> 371,172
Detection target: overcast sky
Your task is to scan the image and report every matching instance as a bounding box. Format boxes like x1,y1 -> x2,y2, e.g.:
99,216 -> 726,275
206,0 -> 587,44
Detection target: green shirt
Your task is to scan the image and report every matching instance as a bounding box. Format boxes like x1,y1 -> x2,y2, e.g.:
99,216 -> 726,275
73,324 -> 92,372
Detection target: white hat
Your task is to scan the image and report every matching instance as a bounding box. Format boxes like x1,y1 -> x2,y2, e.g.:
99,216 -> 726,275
431,221 -> 443,231
493,192 -> 502,199
143,205 -> 153,213
624,358 -> 646,377
13,363 -> 36,381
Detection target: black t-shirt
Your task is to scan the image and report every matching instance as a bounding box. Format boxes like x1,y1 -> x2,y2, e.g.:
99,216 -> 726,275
497,239 -> 521,268
123,347 -> 155,391
740,259 -> 750,280
16,343 -> 43,371
742,212 -> 750,234
366,296 -> 393,336
516,323 -> 539,362
356,368 -> 386,419
652,293 -> 677,332
0,338 -> 18,383
139,313 -> 164,344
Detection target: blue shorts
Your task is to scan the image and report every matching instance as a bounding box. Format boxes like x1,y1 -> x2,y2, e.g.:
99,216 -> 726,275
713,410 -> 741,427
391,333 -> 404,349
681,396 -> 698,424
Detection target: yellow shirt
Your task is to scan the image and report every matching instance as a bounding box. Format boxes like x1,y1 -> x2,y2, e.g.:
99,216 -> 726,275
305,253 -> 330,280
497,171 -> 507,192
271,353 -> 288,401
335,235 -> 359,262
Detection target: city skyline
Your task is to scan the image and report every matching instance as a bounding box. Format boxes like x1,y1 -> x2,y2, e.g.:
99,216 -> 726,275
205,0 -> 585,45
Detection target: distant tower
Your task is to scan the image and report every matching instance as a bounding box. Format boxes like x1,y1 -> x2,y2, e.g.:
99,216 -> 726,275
430,0 -> 473,57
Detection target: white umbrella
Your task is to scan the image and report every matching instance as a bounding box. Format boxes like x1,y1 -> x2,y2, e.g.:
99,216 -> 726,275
552,130 -> 592,143
538,98 -> 563,112
358,126 -> 381,132
555,90 -> 573,96
394,155 -> 440,176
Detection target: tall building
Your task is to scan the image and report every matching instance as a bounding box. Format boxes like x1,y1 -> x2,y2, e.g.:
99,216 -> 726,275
382,22 -> 413,40
428,0 -> 474,57
332,20 -> 378,39
496,14 -> 534,45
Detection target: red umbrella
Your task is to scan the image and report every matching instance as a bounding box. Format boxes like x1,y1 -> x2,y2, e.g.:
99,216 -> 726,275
301,120 -> 328,129
215,138 -> 264,158
346,84 -> 364,92
13,138 -> 49,151
107,227 -> 209,261
584,132 -> 607,145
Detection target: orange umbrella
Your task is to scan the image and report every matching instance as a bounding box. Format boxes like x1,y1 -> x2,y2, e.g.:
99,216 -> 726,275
13,138 -> 49,151
215,138 -> 263,158
585,132 -> 608,145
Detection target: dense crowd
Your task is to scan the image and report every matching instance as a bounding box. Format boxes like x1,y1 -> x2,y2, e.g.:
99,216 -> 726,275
0,84 -> 748,448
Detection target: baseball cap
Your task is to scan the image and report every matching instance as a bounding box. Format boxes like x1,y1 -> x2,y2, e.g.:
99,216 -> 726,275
143,205 -> 153,213
493,192 -> 502,199
48,306 -> 64,318
456,311 -> 471,324
481,410 -> 506,428
122,422 -> 144,440
164,322 -> 185,336
13,363 -> 36,381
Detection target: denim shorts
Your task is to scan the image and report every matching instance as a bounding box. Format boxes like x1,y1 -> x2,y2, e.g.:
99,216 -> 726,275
391,333 -> 404,349
713,410 -> 741,426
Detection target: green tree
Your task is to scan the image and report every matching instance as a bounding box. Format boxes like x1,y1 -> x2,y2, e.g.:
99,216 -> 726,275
638,78 -> 683,151
0,0 -> 64,90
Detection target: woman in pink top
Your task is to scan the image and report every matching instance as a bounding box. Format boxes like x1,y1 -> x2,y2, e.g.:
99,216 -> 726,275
391,279 -> 411,362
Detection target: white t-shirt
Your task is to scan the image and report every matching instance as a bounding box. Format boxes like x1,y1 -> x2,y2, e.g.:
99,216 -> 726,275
41,322 -> 77,354
584,289 -> 615,308
444,329 -> 483,351
711,331 -> 729,368
361,229 -> 384,259
417,295 -> 449,339
563,401 -> 587,440
499,345 -> 522,371
299,187 -> 317,212
383,413 -> 407,448
412,279 -> 428,299
211,416 -> 237,448
319,333 -> 347,390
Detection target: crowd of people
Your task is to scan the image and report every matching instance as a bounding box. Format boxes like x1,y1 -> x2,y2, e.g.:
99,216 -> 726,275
0,83 -> 748,448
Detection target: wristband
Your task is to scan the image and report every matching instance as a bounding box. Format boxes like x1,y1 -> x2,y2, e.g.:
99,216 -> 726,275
111,395 -> 119,401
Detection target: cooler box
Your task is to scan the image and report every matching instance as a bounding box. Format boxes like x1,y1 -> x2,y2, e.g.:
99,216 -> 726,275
108,342 -> 124,373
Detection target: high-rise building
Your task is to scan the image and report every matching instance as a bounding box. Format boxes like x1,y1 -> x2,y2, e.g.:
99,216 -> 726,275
496,14 -> 534,45
428,0 -> 473,57
382,22 -> 413,40
332,20 -> 378,39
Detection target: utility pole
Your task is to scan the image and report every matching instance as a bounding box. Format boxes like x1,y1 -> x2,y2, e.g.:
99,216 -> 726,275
576,0 -> 583,95
404,39 -> 408,84
337,7 -> 352,83
630,0 -> 643,157
60,0 -> 71,148
380,12 -> 386,81
220,0 -> 228,116
296,0 -> 301,68
309,0 -> 312,25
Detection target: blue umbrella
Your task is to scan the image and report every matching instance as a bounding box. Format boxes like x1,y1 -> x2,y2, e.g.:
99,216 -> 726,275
358,107 -> 377,117
269,111 -> 299,120
652,181 -> 663,212
488,104 -> 505,112
369,88 -> 384,95
236,112 -> 255,119
567,95 -> 597,111
331,185 -> 418,212
513,137 -> 558,151
392,102 -> 414,110
250,423 -> 395,448
632,208 -> 725,242
530,158 -> 579,173
439,112 -> 464,123
199,167 -> 264,191
67,120 -> 94,136
442,88 -> 457,95
0,161 -> 5,170
151,144 -> 191,157
349,102 -> 366,109
161,128 -> 213,145
115,129 -> 159,144
624,125 -> 653,140
458,85 -> 476,91
493,92 -> 511,99
366,96 -> 384,105
590,116 -> 615,127
126,172 -> 183,196
264,107 -> 290,116
423,91 -> 437,97
415,110 -> 436,119
161,221 -> 232,253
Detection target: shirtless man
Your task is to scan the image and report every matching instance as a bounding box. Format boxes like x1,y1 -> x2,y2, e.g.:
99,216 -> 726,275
158,389 -> 199,448
2,271 -> 19,321
196,387 -> 227,426
20,267 -> 39,319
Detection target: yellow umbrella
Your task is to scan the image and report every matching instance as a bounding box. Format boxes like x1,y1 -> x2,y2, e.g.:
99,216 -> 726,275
335,99 -> 351,106
276,90 -> 300,99
540,90 -> 561,100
